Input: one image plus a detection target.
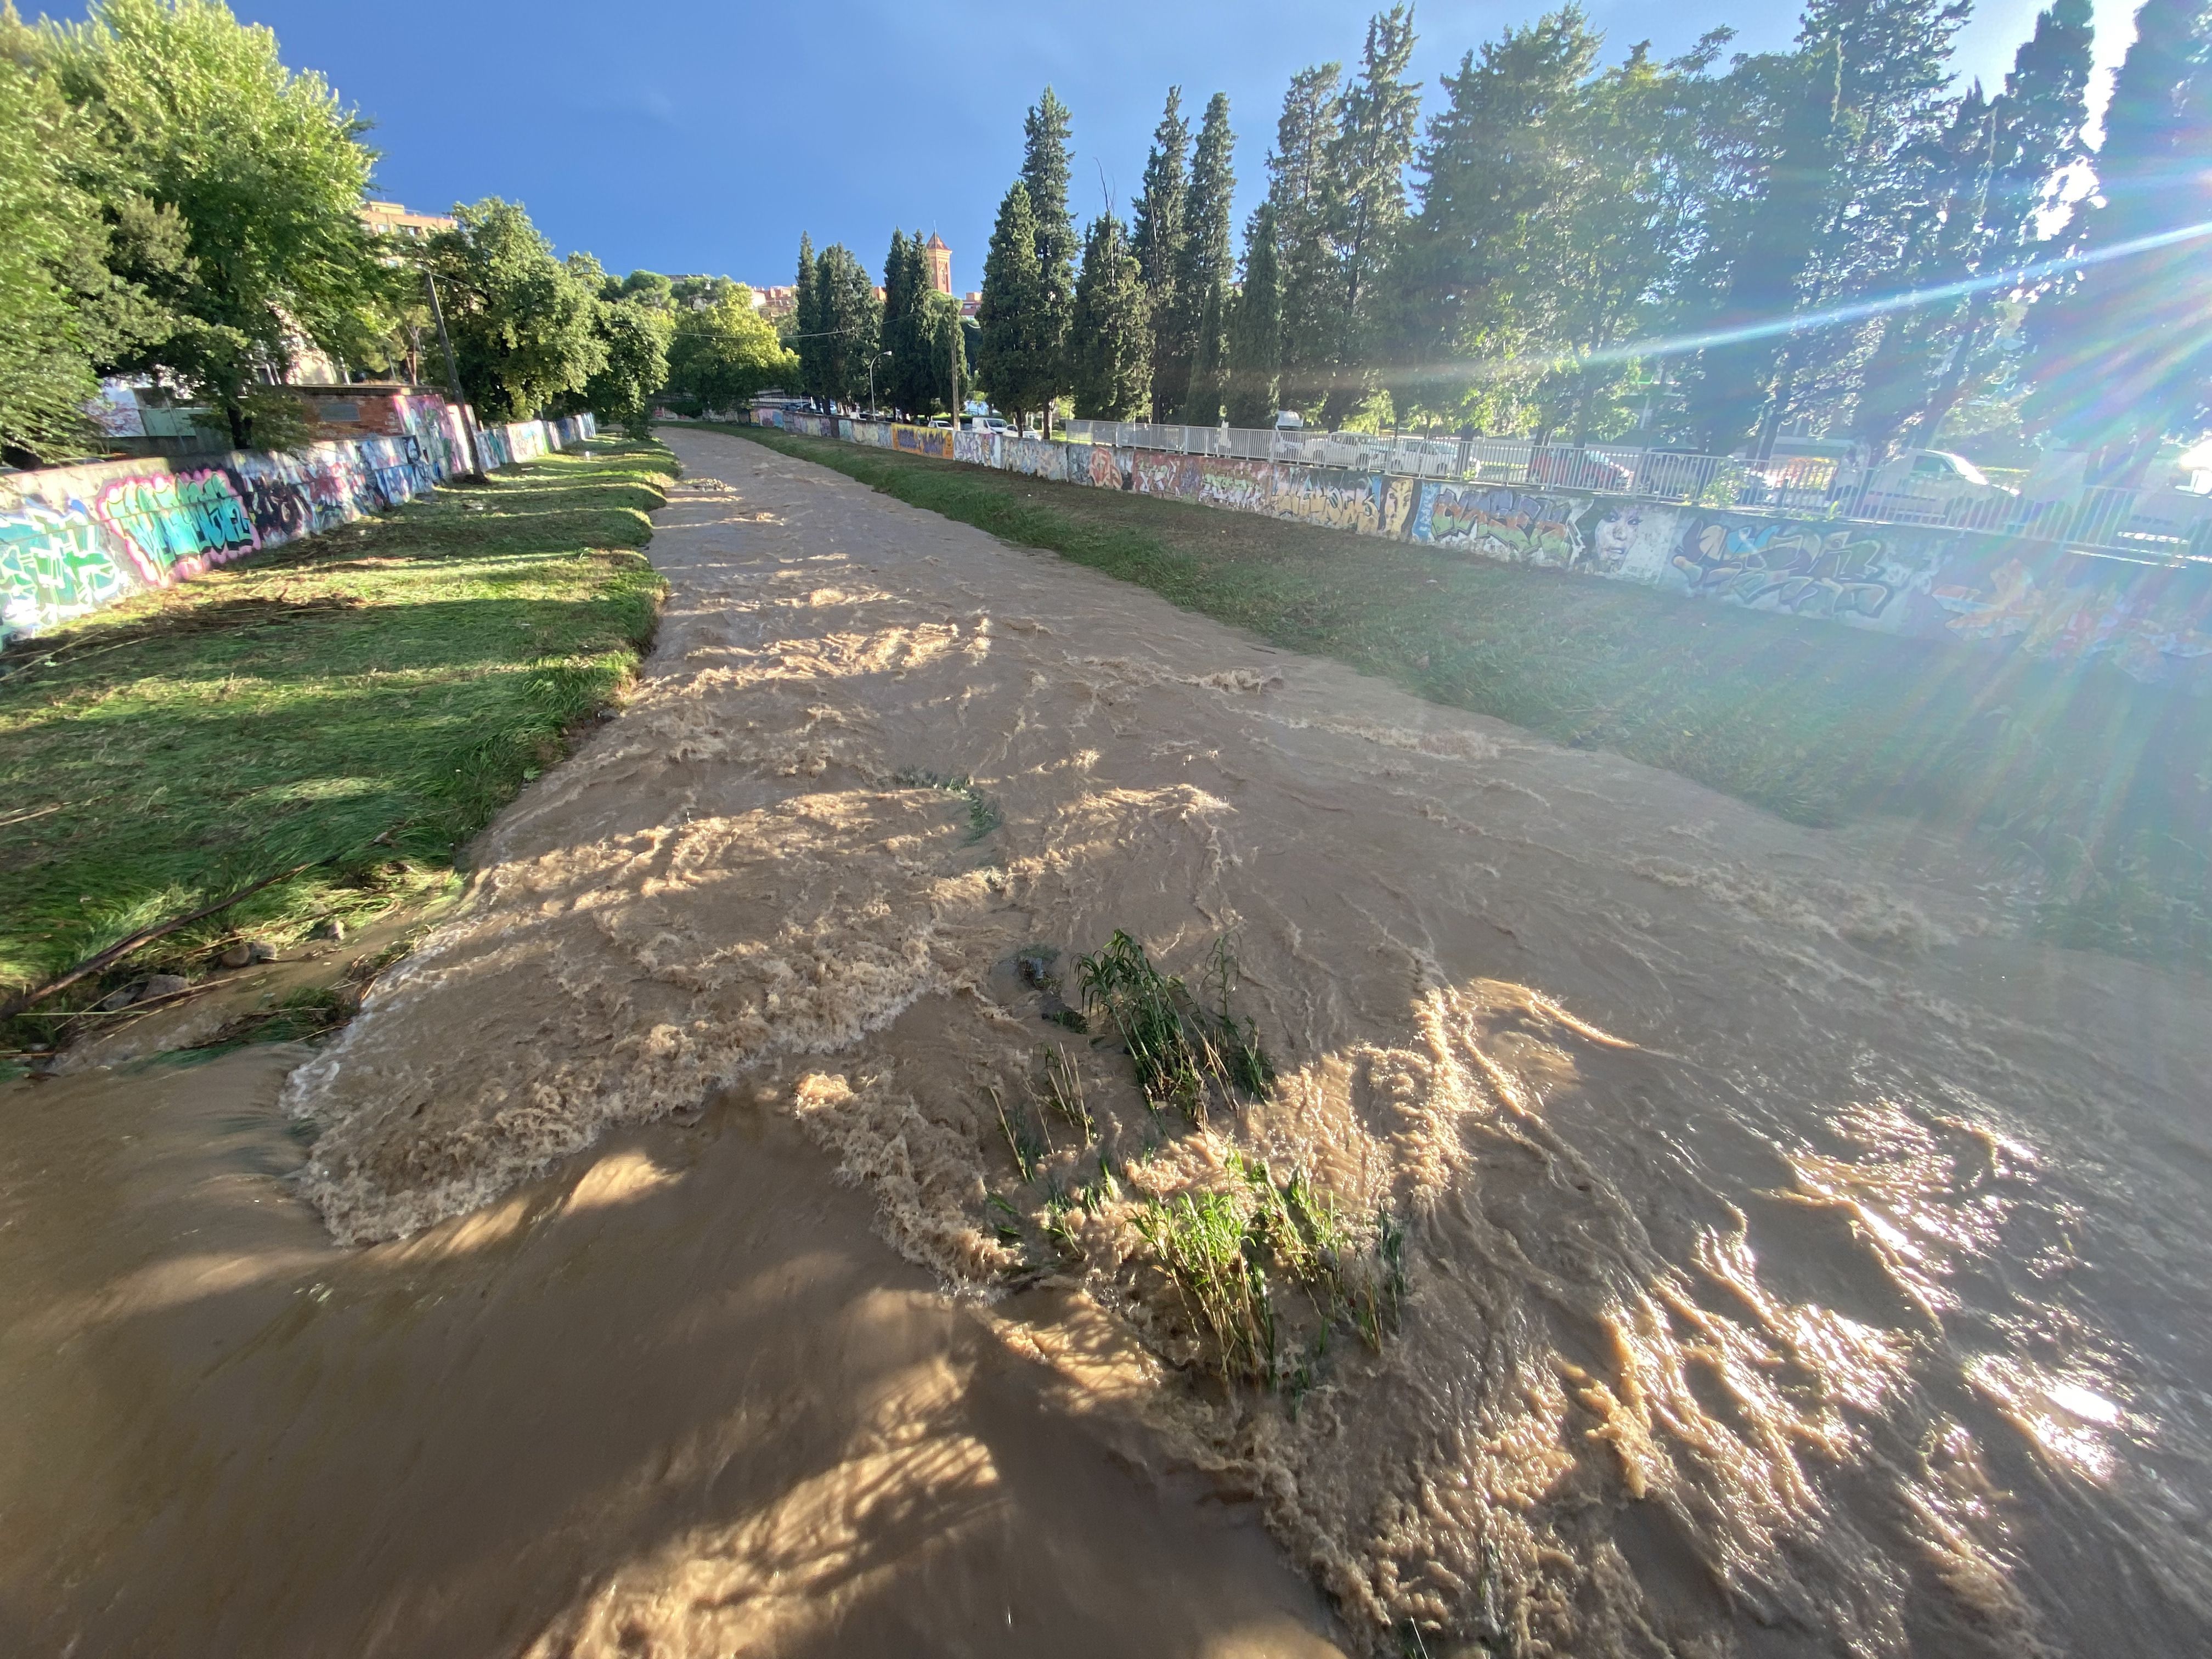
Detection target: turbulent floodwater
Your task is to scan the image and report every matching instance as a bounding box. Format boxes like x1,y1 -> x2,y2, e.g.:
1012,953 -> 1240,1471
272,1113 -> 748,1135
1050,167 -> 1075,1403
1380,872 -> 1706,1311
8,426 -> 2210,1656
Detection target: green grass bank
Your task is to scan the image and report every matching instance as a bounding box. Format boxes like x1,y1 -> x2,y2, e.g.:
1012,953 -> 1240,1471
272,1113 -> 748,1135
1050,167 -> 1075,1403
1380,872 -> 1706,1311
723,422 -> 2211,973
0,436 -> 675,1041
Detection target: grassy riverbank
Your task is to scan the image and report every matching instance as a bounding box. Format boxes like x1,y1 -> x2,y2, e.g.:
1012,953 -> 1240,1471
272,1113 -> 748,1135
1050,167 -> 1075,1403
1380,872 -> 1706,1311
725,422 -> 2210,972
0,436 -> 675,1040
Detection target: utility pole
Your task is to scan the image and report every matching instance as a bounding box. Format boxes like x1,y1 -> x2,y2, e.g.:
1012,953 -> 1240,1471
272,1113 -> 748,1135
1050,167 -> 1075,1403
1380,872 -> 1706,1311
423,268 -> 486,480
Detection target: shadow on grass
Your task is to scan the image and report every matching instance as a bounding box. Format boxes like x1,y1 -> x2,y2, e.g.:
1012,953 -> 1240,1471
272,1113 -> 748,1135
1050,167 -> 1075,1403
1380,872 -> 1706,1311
0,437 -> 676,1028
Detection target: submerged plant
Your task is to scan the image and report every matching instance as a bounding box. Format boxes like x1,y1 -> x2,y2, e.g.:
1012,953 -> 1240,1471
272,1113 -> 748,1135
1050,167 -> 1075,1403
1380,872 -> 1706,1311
1140,1158 -> 1408,1389
1136,1189 -> 1277,1385
1073,929 -> 1274,1122
989,1082 -> 1045,1181
893,768 -> 1001,842
1035,1044 -> 1093,1141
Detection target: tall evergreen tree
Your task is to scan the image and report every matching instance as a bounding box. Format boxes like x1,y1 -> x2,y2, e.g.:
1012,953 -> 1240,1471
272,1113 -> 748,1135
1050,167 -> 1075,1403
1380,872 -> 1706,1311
1186,275 -> 1227,427
792,233 -> 822,404
1131,87 -> 1189,419
1324,5 -> 1423,425
1683,41 -> 1842,450
1071,213 -> 1150,419
1227,200 -> 1282,427
879,228 -> 912,414
976,180 -> 1057,428
1020,87 -> 1078,432
1380,11 -> 1599,429
1167,92 -> 1236,420
2024,0 -> 2212,466
1268,63 -> 1345,418
811,243 -> 879,408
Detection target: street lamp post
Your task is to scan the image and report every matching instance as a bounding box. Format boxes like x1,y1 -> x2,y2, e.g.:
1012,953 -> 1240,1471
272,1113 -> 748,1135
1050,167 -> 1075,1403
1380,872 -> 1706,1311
867,351 -> 893,417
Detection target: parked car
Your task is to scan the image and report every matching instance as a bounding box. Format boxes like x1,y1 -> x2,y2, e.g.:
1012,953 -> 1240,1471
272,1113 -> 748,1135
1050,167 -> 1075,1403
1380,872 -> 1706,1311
1847,449 -> 2016,523
1526,447 -> 1632,490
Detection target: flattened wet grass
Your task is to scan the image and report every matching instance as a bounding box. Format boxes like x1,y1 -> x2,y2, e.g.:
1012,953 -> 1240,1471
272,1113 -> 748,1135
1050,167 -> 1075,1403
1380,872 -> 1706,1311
723,424 -> 2212,972
0,437 -> 675,1041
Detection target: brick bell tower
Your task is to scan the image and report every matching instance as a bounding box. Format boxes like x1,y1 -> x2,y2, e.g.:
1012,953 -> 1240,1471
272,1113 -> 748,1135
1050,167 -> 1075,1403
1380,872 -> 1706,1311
923,232 -> 951,295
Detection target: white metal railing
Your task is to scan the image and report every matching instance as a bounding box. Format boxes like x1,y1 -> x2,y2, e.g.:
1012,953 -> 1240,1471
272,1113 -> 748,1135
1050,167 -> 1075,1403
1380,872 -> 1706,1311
1056,419 -> 2212,563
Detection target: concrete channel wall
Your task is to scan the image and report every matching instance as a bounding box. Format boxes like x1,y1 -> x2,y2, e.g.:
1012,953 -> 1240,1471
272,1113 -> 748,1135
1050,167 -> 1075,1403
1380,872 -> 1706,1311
1,398 -> 596,644
747,408 -> 2212,694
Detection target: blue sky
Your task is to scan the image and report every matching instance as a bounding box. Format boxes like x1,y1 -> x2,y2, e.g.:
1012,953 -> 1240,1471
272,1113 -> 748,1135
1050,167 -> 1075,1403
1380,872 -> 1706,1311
42,1 -> 2145,289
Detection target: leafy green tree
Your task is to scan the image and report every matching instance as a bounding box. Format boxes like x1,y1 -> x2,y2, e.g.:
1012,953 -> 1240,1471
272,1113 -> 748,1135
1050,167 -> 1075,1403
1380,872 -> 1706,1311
417,198 -> 603,421
1167,92 -> 1235,420
0,9 -> 168,461
1226,201 -> 1282,427
44,0 -> 393,447
1902,0 -> 2092,443
1268,62 -> 1344,419
917,287 -> 963,417
1022,86 -> 1077,428
1536,37 -> 1723,441
2024,0 -> 2212,467
582,291 -> 673,434
1070,213 -> 1149,419
618,268 -> 674,308
808,244 -> 879,408
1130,87 -> 1189,419
658,278 -> 792,417
977,180 -> 1059,428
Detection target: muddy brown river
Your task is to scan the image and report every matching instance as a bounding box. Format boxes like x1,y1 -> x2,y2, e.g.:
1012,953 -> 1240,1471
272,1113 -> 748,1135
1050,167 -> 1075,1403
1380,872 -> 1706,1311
4,426 -> 2208,1656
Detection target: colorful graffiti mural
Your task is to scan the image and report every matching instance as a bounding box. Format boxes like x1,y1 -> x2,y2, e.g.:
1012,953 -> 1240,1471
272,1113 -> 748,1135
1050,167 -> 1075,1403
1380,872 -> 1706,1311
0,401 -> 595,643
1664,517 -> 1942,628
1413,483 -> 1583,566
739,406 -> 2212,693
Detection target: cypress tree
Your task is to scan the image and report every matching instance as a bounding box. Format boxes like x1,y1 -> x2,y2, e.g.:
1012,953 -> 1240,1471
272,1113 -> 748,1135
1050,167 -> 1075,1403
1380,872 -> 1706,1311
1071,213 -> 1150,419
879,228 -> 910,414
812,244 -> 879,408
792,233 -> 821,404
1169,92 -> 1236,420
1131,87 -> 1190,419
1325,5 -> 1421,425
1268,63 -> 1344,420
1187,276 -> 1227,427
977,180 -> 1054,429
1226,200 -> 1282,428
2024,0 -> 2211,464
1021,87 -> 1078,433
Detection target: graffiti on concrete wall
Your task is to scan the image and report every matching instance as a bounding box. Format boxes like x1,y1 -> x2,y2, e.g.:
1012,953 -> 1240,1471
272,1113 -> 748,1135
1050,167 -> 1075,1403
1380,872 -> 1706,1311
744,405 -> 2212,693
1413,483 -> 1583,567
1081,443 -> 1127,489
0,501 -> 132,637
1,400 -> 593,643
1576,500 -> 1681,582
1664,517 -> 1942,629
1932,552 -> 2212,687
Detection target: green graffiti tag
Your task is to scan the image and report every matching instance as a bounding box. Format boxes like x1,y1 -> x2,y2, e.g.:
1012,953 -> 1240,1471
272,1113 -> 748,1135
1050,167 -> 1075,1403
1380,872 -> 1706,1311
0,500 -> 135,640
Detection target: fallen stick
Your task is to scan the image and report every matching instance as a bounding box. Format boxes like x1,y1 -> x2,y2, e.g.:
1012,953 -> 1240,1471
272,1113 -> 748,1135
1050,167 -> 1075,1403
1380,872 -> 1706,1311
0,859 -> 326,1020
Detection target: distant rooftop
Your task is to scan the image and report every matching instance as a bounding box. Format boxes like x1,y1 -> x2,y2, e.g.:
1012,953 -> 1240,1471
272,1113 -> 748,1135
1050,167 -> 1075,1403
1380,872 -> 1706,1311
360,199 -> 455,240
